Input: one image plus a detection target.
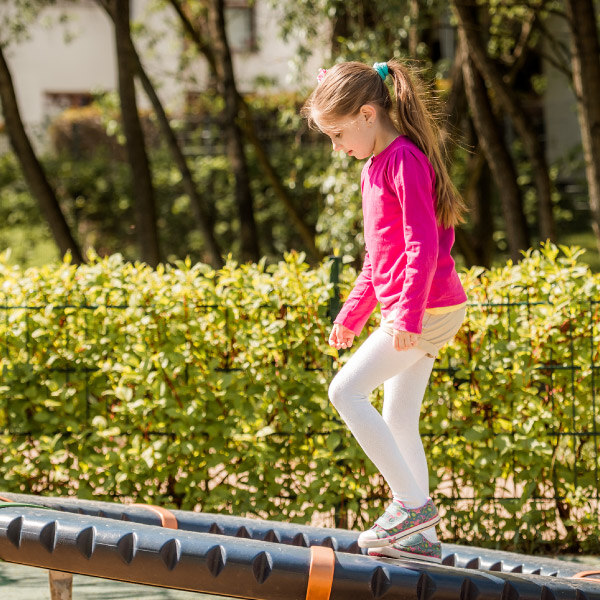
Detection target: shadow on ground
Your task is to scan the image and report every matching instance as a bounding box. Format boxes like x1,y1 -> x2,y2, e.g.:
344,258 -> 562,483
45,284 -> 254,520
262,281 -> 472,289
0,561 -> 230,599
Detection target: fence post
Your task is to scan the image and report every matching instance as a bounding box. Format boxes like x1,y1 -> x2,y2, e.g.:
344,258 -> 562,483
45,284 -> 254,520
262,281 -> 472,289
49,571 -> 73,600
328,254 -> 349,528
328,254 -> 341,323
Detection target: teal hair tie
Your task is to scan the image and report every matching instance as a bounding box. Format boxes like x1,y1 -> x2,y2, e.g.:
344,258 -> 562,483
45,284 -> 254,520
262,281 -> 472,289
373,62 -> 389,81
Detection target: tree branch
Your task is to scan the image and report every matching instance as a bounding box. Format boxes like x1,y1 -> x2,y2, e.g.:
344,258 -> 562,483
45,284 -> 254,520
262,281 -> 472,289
0,44 -> 83,262
535,17 -> 574,78
166,0 -> 217,74
506,8 -> 537,79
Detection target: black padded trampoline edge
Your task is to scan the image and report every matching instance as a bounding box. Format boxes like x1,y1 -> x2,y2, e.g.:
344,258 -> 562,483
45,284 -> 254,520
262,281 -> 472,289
0,491 -> 593,579
0,506 -> 599,600
0,503 -> 598,600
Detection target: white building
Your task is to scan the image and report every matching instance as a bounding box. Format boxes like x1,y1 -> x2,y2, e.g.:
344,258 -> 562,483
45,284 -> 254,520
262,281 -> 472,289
0,0 -> 324,147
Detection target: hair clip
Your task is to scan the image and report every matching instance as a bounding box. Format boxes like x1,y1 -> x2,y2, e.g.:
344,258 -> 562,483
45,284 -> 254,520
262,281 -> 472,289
373,62 -> 389,81
317,68 -> 328,84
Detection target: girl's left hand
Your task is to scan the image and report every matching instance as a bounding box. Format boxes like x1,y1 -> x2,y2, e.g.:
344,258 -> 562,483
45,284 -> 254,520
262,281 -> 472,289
392,329 -> 419,352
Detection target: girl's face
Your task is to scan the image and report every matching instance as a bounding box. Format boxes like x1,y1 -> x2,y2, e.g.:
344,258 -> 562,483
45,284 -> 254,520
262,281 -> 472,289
316,106 -> 377,160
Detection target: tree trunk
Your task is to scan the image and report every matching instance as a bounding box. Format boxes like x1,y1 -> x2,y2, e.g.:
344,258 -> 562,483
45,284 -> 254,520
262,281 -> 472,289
357,0 -> 378,32
467,153 -> 495,268
331,4 -> 349,55
440,32 -> 468,152
461,43 -> 530,260
453,0 -> 556,243
112,0 -> 160,267
99,0 -> 223,268
0,46 -> 84,264
440,39 -> 495,267
206,0 -> 260,263
565,0 -> 600,253
408,0 -> 419,56
168,0 -> 322,263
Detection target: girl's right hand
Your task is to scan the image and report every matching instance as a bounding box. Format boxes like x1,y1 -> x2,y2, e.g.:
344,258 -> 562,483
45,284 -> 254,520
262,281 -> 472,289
329,323 -> 355,350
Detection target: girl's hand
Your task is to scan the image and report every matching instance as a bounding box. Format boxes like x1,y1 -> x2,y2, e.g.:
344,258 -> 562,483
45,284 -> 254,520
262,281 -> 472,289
329,323 -> 355,350
392,329 -> 419,352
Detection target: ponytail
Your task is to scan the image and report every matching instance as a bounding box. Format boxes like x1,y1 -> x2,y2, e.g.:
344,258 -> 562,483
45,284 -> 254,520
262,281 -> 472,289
386,59 -> 467,228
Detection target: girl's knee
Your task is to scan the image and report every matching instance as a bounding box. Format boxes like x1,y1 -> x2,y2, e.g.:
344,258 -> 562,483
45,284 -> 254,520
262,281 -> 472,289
329,370 -> 371,412
328,375 -> 347,410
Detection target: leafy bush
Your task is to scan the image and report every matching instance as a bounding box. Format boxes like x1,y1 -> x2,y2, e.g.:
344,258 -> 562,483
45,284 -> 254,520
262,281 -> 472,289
0,250 -> 337,517
429,243 -> 600,553
0,242 -> 598,553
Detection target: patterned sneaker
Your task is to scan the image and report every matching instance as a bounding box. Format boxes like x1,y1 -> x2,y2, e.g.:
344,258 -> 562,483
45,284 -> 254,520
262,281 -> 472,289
367,533 -> 442,563
357,497 -> 440,549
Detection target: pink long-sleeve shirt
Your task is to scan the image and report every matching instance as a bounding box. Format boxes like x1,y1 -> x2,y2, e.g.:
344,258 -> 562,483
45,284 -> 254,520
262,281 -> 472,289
333,135 -> 467,336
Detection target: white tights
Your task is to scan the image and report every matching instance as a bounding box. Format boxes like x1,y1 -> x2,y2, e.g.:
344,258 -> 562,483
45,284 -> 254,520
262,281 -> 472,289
328,327 -> 438,542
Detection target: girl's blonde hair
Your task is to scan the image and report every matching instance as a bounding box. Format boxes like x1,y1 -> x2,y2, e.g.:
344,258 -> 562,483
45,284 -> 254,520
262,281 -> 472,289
301,60 -> 466,228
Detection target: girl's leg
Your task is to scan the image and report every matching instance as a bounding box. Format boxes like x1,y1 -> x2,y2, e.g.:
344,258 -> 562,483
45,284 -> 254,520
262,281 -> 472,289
328,328 -> 429,507
383,354 -> 438,541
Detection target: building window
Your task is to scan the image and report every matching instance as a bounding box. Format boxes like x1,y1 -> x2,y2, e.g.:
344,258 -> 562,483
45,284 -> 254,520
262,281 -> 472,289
44,91 -> 93,121
225,0 -> 256,53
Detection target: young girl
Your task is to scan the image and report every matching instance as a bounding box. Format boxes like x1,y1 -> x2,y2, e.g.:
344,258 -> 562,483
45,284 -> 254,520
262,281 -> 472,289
302,60 -> 467,563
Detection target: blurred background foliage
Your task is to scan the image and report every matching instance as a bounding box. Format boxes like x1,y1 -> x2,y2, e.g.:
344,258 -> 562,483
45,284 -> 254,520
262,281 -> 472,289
0,0 -> 599,271
0,90 -> 596,270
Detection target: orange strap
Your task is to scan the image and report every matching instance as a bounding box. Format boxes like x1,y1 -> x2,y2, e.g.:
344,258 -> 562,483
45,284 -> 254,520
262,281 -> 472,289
0,496 -> 179,531
572,570 -> 600,584
305,546 -> 335,600
131,503 -> 178,530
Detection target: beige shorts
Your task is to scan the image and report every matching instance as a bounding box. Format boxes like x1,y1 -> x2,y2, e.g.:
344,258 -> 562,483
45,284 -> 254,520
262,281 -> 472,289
379,306 -> 467,358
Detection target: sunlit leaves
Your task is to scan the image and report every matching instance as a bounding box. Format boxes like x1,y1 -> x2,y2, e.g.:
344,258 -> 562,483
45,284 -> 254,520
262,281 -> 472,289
0,243 -> 599,551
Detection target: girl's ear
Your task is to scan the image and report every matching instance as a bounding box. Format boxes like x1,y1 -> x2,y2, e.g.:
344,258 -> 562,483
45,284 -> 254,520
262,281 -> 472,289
360,104 -> 377,125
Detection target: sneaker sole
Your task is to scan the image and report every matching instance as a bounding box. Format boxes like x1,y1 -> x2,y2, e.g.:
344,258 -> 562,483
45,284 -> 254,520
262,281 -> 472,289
357,515 -> 440,548
368,548 -> 442,563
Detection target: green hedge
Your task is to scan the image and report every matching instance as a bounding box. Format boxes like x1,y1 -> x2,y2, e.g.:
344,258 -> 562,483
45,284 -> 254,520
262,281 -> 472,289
0,243 -> 598,553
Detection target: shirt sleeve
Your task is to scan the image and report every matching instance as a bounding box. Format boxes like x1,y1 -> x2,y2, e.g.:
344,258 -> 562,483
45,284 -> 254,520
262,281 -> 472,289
333,249 -> 379,336
392,149 -> 439,334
